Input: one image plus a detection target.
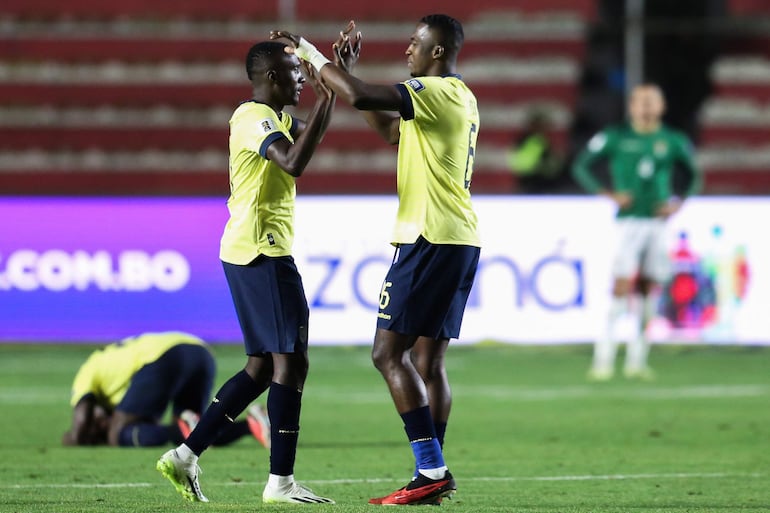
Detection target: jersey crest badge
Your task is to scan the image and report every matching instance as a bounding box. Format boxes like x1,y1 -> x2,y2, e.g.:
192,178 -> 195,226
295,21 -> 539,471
405,79 -> 425,92
258,118 -> 277,133
587,132 -> 607,152
654,140 -> 668,156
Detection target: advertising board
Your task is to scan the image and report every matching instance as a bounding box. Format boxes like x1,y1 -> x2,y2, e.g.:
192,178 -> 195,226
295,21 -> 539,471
1,196 -> 766,344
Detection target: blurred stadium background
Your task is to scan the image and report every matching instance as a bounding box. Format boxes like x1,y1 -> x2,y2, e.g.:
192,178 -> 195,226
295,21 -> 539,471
1,0 -> 769,195
1,5 -> 769,511
0,0 -> 769,345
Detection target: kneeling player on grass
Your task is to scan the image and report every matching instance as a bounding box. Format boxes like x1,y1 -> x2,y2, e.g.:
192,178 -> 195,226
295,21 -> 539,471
156,37 -> 351,505
271,14 -> 480,506
62,331 -> 269,448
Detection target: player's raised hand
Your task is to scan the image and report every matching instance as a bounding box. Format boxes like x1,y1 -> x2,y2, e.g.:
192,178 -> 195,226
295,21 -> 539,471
270,31 -> 332,72
269,29 -> 301,49
332,20 -> 362,73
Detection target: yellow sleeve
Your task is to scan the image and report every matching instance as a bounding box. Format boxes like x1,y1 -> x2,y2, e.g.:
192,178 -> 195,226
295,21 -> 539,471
231,103 -> 292,157
70,353 -> 99,406
396,77 -> 443,124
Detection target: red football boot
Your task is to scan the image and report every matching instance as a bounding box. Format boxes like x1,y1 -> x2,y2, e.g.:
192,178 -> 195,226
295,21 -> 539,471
369,472 -> 456,505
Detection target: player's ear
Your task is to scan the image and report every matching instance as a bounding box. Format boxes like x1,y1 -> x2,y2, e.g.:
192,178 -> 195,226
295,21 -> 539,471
432,45 -> 444,59
266,69 -> 278,82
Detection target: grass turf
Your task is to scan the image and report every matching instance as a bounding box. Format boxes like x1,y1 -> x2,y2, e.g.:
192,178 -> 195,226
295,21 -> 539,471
0,342 -> 768,512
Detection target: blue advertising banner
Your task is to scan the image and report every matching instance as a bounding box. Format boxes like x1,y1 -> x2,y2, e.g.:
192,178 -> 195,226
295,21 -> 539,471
1,196 -> 767,344
0,197 -> 240,341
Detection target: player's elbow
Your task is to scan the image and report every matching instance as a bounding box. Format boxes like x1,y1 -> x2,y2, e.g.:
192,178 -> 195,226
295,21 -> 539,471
350,95 -> 371,110
350,94 -> 391,112
276,154 -> 309,178
282,163 -> 306,178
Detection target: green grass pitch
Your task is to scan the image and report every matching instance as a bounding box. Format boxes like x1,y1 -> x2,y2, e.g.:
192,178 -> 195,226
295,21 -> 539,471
0,342 -> 768,512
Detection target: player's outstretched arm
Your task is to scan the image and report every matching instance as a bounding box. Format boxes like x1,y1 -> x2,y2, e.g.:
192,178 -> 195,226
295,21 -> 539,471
265,61 -> 335,177
290,21 -> 358,140
329,23 -> 400,144
271,29 -> 401,143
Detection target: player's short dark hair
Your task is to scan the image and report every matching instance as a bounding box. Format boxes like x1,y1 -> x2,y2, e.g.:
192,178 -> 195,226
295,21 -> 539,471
420,14 -> 464,56
245,41 -> 288,81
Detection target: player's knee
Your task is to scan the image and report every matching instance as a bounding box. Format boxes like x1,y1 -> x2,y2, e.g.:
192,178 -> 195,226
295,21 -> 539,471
272,353 -> 309,388
417,359 -> 444,382
371,344 -> 398,374
244,354 -> 274,384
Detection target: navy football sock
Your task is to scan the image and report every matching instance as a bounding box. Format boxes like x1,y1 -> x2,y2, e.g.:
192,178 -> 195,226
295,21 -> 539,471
267,382 -> 302,476
434,421 -> 447,449
117,423 -> 172,447
212,421 -> 251,446
185,370 -> 263,455
401,406 -> 445,472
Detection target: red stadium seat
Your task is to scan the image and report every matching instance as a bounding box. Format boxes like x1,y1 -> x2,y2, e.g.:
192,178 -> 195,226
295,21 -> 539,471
10,1 -> 768,195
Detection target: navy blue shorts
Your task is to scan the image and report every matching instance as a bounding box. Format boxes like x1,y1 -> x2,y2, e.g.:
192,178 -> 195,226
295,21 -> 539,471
117,344 -> 215,420
376,236 -> 480,339
223,255 -> 309,355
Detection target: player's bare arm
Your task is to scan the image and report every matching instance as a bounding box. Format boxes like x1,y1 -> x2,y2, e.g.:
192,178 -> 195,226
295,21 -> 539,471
329,22 -> 401,144
265,17 -> 356,147
270,28 -> 402,144
265,61 -> 334,177
655,197 -> 682,218
603,190 -> 633,210
304,61 -> 336,138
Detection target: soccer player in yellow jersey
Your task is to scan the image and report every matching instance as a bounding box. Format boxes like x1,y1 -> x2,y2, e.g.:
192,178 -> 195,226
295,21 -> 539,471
157,40 -> 343,505
62,332 -> 268,448
272,14 -> 481,505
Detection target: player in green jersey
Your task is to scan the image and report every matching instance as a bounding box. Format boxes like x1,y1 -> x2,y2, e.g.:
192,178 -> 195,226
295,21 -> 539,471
572,83 -> 702,381
157,41 -> 341,505
271,15 -> 480,506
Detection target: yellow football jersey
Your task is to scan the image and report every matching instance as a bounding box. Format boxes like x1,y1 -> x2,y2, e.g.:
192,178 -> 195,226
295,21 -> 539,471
220,101 -> 297,264
69,332 -> 207,408
393,75 -> 481,247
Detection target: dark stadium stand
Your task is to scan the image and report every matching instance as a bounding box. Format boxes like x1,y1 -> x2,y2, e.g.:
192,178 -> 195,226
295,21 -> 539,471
697,0 -> 770,193
0,0 -> 595,21
0,0 -> 767,195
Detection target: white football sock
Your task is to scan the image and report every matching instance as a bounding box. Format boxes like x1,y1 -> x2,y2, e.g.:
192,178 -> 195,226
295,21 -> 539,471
176,443 -> 196,462
626,293 -> 657,371
267,474 -> 294,490
625,336 -> 650,372
418,466 -> 448,480
592,296 -> 626,371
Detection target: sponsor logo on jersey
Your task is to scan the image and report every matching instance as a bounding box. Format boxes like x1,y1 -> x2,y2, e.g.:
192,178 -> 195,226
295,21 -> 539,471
620,139 -> 642,151
405,79 -> 425,92
258,118 -> 277,133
